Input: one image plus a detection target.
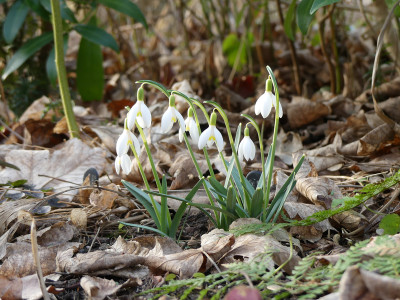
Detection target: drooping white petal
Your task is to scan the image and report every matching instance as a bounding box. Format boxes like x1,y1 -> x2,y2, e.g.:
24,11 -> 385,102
127,103 -> 139,130
278,100 -> 283,118
261,92 -> 273,118
161,107 -> 174,133
120,153 -> 131,174
243,136 -> 256,160
238,140 -> 245,161
115,156 -> 121,175
213,127 -> 224,152
178,128 -> 184,143
255,93 -> 263,115
176,109 -> 186,134
198,127 -> 211,149
128,131 -> 141,156
140,103 -> 152,128
188,118 -> 199,144
116,130 -> 129,156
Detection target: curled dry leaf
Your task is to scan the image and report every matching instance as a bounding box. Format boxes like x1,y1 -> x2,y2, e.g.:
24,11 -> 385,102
274,130 -> 303,166
80,276 -> 123,300
357,123 -> 397,156
286,97 -> 331,129
169,152 -> 207,190
338,266 -> 400,300
89,183 -> 119,209
295,177 -> 343,209
0,138 -> 107,201
0,242 -> 80,278
0,274 -> 48,300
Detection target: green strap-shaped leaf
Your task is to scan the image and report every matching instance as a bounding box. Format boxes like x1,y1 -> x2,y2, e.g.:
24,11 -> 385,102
76,36 -> 104,101
98,0 -> 147,29
26,0 -> 50,20
2,32 -> 53,80
310,0 -> 340,14
74,24 -> 119,52
3,0 -> 30,43
296,0 -> 315,35
284,0 -> 297,41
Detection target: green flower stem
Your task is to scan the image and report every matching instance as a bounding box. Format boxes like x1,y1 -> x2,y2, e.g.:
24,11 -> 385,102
50,0 -> 80,138
263,66 -> 280,222
206,101 -> 250,206
182,132 -> 220,226
135,123 -> 162,193
129,143 -> 162,223
241,114 -> 266,202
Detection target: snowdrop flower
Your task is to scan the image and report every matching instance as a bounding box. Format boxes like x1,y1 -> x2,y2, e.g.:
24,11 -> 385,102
161,94 -> 185,133
198,111 -> 224,152
238,125 -> 256,161
127,86 -> 152,129
179,107 -> 199,144
116,120 -> 141,156
255,76 -> 283,118
115,153 -> 131,175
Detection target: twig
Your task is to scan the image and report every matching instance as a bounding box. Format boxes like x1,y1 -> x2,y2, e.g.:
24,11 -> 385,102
275,0 -> 301,94
318,5 -> 336,94
370,0 -> 400,135
0,118 -> 24,142
31,218 -> 50,300
201,249 -> 222,273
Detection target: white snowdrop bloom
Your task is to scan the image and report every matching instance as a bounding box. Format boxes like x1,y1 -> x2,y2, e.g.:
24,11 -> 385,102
161,95 -> 185,133
115,153 -> 131,175
179,107 -> 199,144
127,87 -> 152,129
198,111 -> 224,152
238,126 -> 256,161
116,124 -> 141,157
255,77 -> 283,118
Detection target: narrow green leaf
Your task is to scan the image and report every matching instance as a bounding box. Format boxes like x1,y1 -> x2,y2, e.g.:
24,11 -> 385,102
122,180 -> 161,229
160,175 -> 169,233
0,160 -> 20,170
98,0 -> 147,29
310,0 -> 340,14
74,24 -> 119,52
284,0 -> 297,41
76,36 -> 104,101
250,188 -> 264,218
170,179 -> 204,237
119,222 -> 169,238
3,0 -> 30,43
2,32 -> 53,80
296,0 -> 315,35
39,0 -> 51,11
26,0 -> 50,20
60,0 -> 77,22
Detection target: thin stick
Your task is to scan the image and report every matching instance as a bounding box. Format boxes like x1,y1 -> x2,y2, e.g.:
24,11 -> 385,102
31,218 -> 50,300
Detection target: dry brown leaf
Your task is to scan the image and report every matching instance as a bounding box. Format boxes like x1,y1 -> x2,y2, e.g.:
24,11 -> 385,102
80,276 -> 123,300
0,274 -> 49,300
357,123 -> 396,156
169,152 -> 207,190
0,138 -> 107,201
89,183 -> 118,208
287,97 -> 331,129
331,210 -> 362,232
111,235 -> 182,256
18,96 -> 61,124
17,221 -> 76,247
82,124 -> 122,154
0,242 -> 79,278
274,130 -> 303,165
296,177 -> 343,209
57,248 -> 146,275
338,266 -> 400,300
